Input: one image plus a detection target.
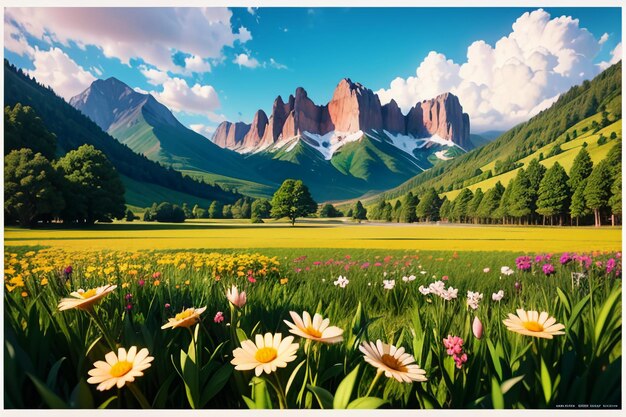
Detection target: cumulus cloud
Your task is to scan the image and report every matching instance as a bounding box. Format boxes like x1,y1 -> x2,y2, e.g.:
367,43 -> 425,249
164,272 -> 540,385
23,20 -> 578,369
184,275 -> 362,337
27,47 -> 96,100
376,9 -> 607,131
4,21 -> 34,57
233,53 -> 260,68
151,77 -> 220,118
190,123 -> 218,138
5,7 -> 251,73
184,55 -> 211,73
599,42 -> 622,70
140,66 -> 169,85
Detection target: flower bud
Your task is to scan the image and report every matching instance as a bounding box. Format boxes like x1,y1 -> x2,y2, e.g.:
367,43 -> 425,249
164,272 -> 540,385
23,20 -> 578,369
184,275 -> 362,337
472,316 -> 483,339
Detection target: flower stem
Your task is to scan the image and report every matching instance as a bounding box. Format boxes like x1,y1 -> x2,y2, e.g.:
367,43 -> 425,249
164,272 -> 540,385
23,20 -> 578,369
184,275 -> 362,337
365,371 -> 383,397
127,382 -> 151,409
87,309 -> 117,351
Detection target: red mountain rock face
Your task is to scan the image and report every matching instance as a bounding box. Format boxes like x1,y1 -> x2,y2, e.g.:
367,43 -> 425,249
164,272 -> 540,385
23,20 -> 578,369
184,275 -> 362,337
211,79 -> 470,152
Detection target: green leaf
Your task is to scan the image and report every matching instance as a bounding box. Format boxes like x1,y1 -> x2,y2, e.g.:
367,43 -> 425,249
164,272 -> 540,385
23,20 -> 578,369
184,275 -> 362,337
152,373 -> 175,409
27,373 -> 67,409
180,349 -> 199,409
347,396 -> 387,409
69,378 -> 94,409
97,396 -> 118,409
491,377 -> 504,409
200,363 -> 233,406
540,357 -> 552,405
318,363 -> 344,384
555,287 -> 571,314
500,375 -> 525,394
594,288 -> 621,344
45,357 -> 66,389
333,364 -> 360,409
242,395 -> 257,409
486,338 -> 503,380
307,385 -> 334,409
567,293 -> 591,327
251,377 -> 272,409
236,328 -> 248,344
285,359 -> 306,395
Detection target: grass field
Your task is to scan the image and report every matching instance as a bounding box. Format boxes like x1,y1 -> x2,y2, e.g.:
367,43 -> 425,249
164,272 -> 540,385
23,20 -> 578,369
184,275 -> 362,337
4,219 -> 621,252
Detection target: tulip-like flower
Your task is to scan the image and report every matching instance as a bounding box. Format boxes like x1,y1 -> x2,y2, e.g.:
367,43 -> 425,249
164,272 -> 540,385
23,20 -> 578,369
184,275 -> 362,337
472,316 -> 483,339
227,285 -> 247,308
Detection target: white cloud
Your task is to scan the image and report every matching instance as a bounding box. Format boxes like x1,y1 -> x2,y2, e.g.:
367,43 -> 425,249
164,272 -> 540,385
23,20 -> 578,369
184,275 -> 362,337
269,58 -> 288,70
598,42 -> 622,70
134,86 -> 149,94
246,7 -> 256,16
140,66 -> 169,85
184,55 -> 211,73
90,66 -> 103,76
151,77 -> 220,118
190,123 -> 217,138
27,47 -> 96,100
5,21 -> 34,57
599,33 -> 609,45
5,7 -> 251,73
376,9 -> 607,131
233,53 -> 260,68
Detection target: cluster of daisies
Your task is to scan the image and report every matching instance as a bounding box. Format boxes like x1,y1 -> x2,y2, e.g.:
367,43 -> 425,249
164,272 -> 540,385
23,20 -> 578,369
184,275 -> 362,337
55,282 -> 565,395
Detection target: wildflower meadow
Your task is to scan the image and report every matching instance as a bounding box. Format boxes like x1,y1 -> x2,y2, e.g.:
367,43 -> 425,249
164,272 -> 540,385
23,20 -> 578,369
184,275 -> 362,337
3,247 -> 622,409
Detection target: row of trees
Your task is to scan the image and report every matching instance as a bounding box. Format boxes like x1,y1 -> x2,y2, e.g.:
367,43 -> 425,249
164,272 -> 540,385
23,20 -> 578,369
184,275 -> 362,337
368,143 -> 621,227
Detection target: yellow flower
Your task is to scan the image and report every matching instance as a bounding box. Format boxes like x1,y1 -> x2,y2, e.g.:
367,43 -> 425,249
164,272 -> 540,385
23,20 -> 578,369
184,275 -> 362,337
87,346 -> 153,391
161,307 -> 206,329
184,280 -> 190,285
21,291 -> 28,297
122,282 -> 130,289
360,340 -> 427,383
280,278 -> 288,285
284,311 -> 344,344
231,333 -> 299,376
41,278 -> 49,286
58,284 -> 117,311
153,280 -> 161,286
503,309 -> 565,339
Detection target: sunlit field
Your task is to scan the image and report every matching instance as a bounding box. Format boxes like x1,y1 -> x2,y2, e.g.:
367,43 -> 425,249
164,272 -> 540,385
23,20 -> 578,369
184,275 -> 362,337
3,219 -> 622,252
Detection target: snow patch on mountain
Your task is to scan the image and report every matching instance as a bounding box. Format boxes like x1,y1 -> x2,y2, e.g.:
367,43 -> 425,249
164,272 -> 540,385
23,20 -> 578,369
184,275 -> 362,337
301,130 -> 364,160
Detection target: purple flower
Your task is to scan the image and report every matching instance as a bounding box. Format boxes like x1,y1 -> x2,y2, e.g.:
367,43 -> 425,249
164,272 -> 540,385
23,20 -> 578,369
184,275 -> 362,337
542,263 -> 555,276
125,293 -> 133,301
514,281 -> 522,292
516,256 -> 532,271
361,262 -> 370,269
606,258 -> 617,274
126,304 -> 132,311
64,265 -> 73,275
560,253 -> 572,265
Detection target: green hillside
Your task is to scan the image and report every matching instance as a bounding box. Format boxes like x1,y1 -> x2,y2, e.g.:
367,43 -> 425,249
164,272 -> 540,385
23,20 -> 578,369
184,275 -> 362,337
4,60 -> 241,204
361,61 -> 622,206
121,175 -> 216,212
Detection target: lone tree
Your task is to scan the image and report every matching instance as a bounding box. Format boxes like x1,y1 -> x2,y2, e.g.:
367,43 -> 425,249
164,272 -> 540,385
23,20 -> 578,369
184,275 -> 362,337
56,144 -> 125,224
353,200 -> 368,223
270,179 -> 317,226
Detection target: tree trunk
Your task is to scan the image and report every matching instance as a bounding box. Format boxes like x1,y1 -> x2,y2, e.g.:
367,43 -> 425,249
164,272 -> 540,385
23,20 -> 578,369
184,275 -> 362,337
612,214 -> 615,226
291,217 -> 296,226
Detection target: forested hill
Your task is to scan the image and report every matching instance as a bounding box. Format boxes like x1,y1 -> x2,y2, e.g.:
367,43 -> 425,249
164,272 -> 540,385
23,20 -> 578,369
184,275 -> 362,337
365,61 -> 622,203
4,60 -> 241,204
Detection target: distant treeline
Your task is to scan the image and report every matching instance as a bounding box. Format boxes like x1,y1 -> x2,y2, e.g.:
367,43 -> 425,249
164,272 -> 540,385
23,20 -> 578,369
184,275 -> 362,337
367,144 -> 621,227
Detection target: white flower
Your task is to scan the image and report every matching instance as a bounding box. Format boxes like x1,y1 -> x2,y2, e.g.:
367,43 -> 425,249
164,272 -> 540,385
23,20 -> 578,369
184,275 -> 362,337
420,271 -> 427,275
402,275 -> 416,282
443,287 -> 458,300
87,346 -> 153,391
492,290 -> 504,301
428,281 -> 446,297
284,311 -> 344,344
383,279 -> 395,290
501,266 -> 514,276
334,275 -> 349,288
418,285 -> 430,295
483,268 -> 490,273
231,333 -> 299,376
466,291 -> 483,310
359,340 -> 427,383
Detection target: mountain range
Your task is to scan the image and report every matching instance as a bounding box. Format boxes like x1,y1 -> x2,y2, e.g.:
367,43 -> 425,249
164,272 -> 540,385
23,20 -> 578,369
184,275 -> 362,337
68,76 -> 474,201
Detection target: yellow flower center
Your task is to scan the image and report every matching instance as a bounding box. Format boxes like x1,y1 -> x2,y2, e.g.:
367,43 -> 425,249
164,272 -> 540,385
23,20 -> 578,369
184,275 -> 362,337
110,360 -> 133,377
255,347 -> 277,363
523,321 -> 544,332
381,354 -> 407,372
81,289 -> 98,299
175,309 -> 194,321
305,326 -> 322,338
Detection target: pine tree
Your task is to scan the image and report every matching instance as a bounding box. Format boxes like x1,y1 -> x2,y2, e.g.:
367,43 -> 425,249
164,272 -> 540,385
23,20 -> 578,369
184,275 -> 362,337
568,147 -> 593,192
353,201 -> 368,223
525,159 -> 546,223
570,178 -> 590,226
382,202 -> 393,222
584,160 -> 612,227
467,188 -> 484,224
495,180 -> 514,224
508,169 -> 532,223
453,188 -> 473,223
208,201 -> 223,219
392,200 -> 402,223
439,198 -> 452,222
415,188 -> 442,222
477,182 -> 504,224
191,204 -> 200,219
400,192 -> 418,223
536,162 -> 571,225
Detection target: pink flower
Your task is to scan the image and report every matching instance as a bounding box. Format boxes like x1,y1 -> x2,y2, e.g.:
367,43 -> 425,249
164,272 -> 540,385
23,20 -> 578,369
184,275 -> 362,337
126,304 -> 132,311
453,353 -> 468,369
138,279 -> 145,287
64,266 -> 73,275
542,263 -> 555,276
248,276 -> 257,283
374,262 -> 382,267
226,285 -> 247,308
472,317 -> 483,339
214,311 -> 224,323
313,261 -> 322,266
442,275 -> 449,281
361,262 -> 370,269
164,303 -> 171,309
294,268 -> 302,273
443,335 -> 468,368
152,272 -> 161,279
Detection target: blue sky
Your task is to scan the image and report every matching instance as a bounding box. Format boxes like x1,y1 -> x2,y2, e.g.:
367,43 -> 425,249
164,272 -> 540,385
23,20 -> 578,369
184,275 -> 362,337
4,7 -> 622,134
